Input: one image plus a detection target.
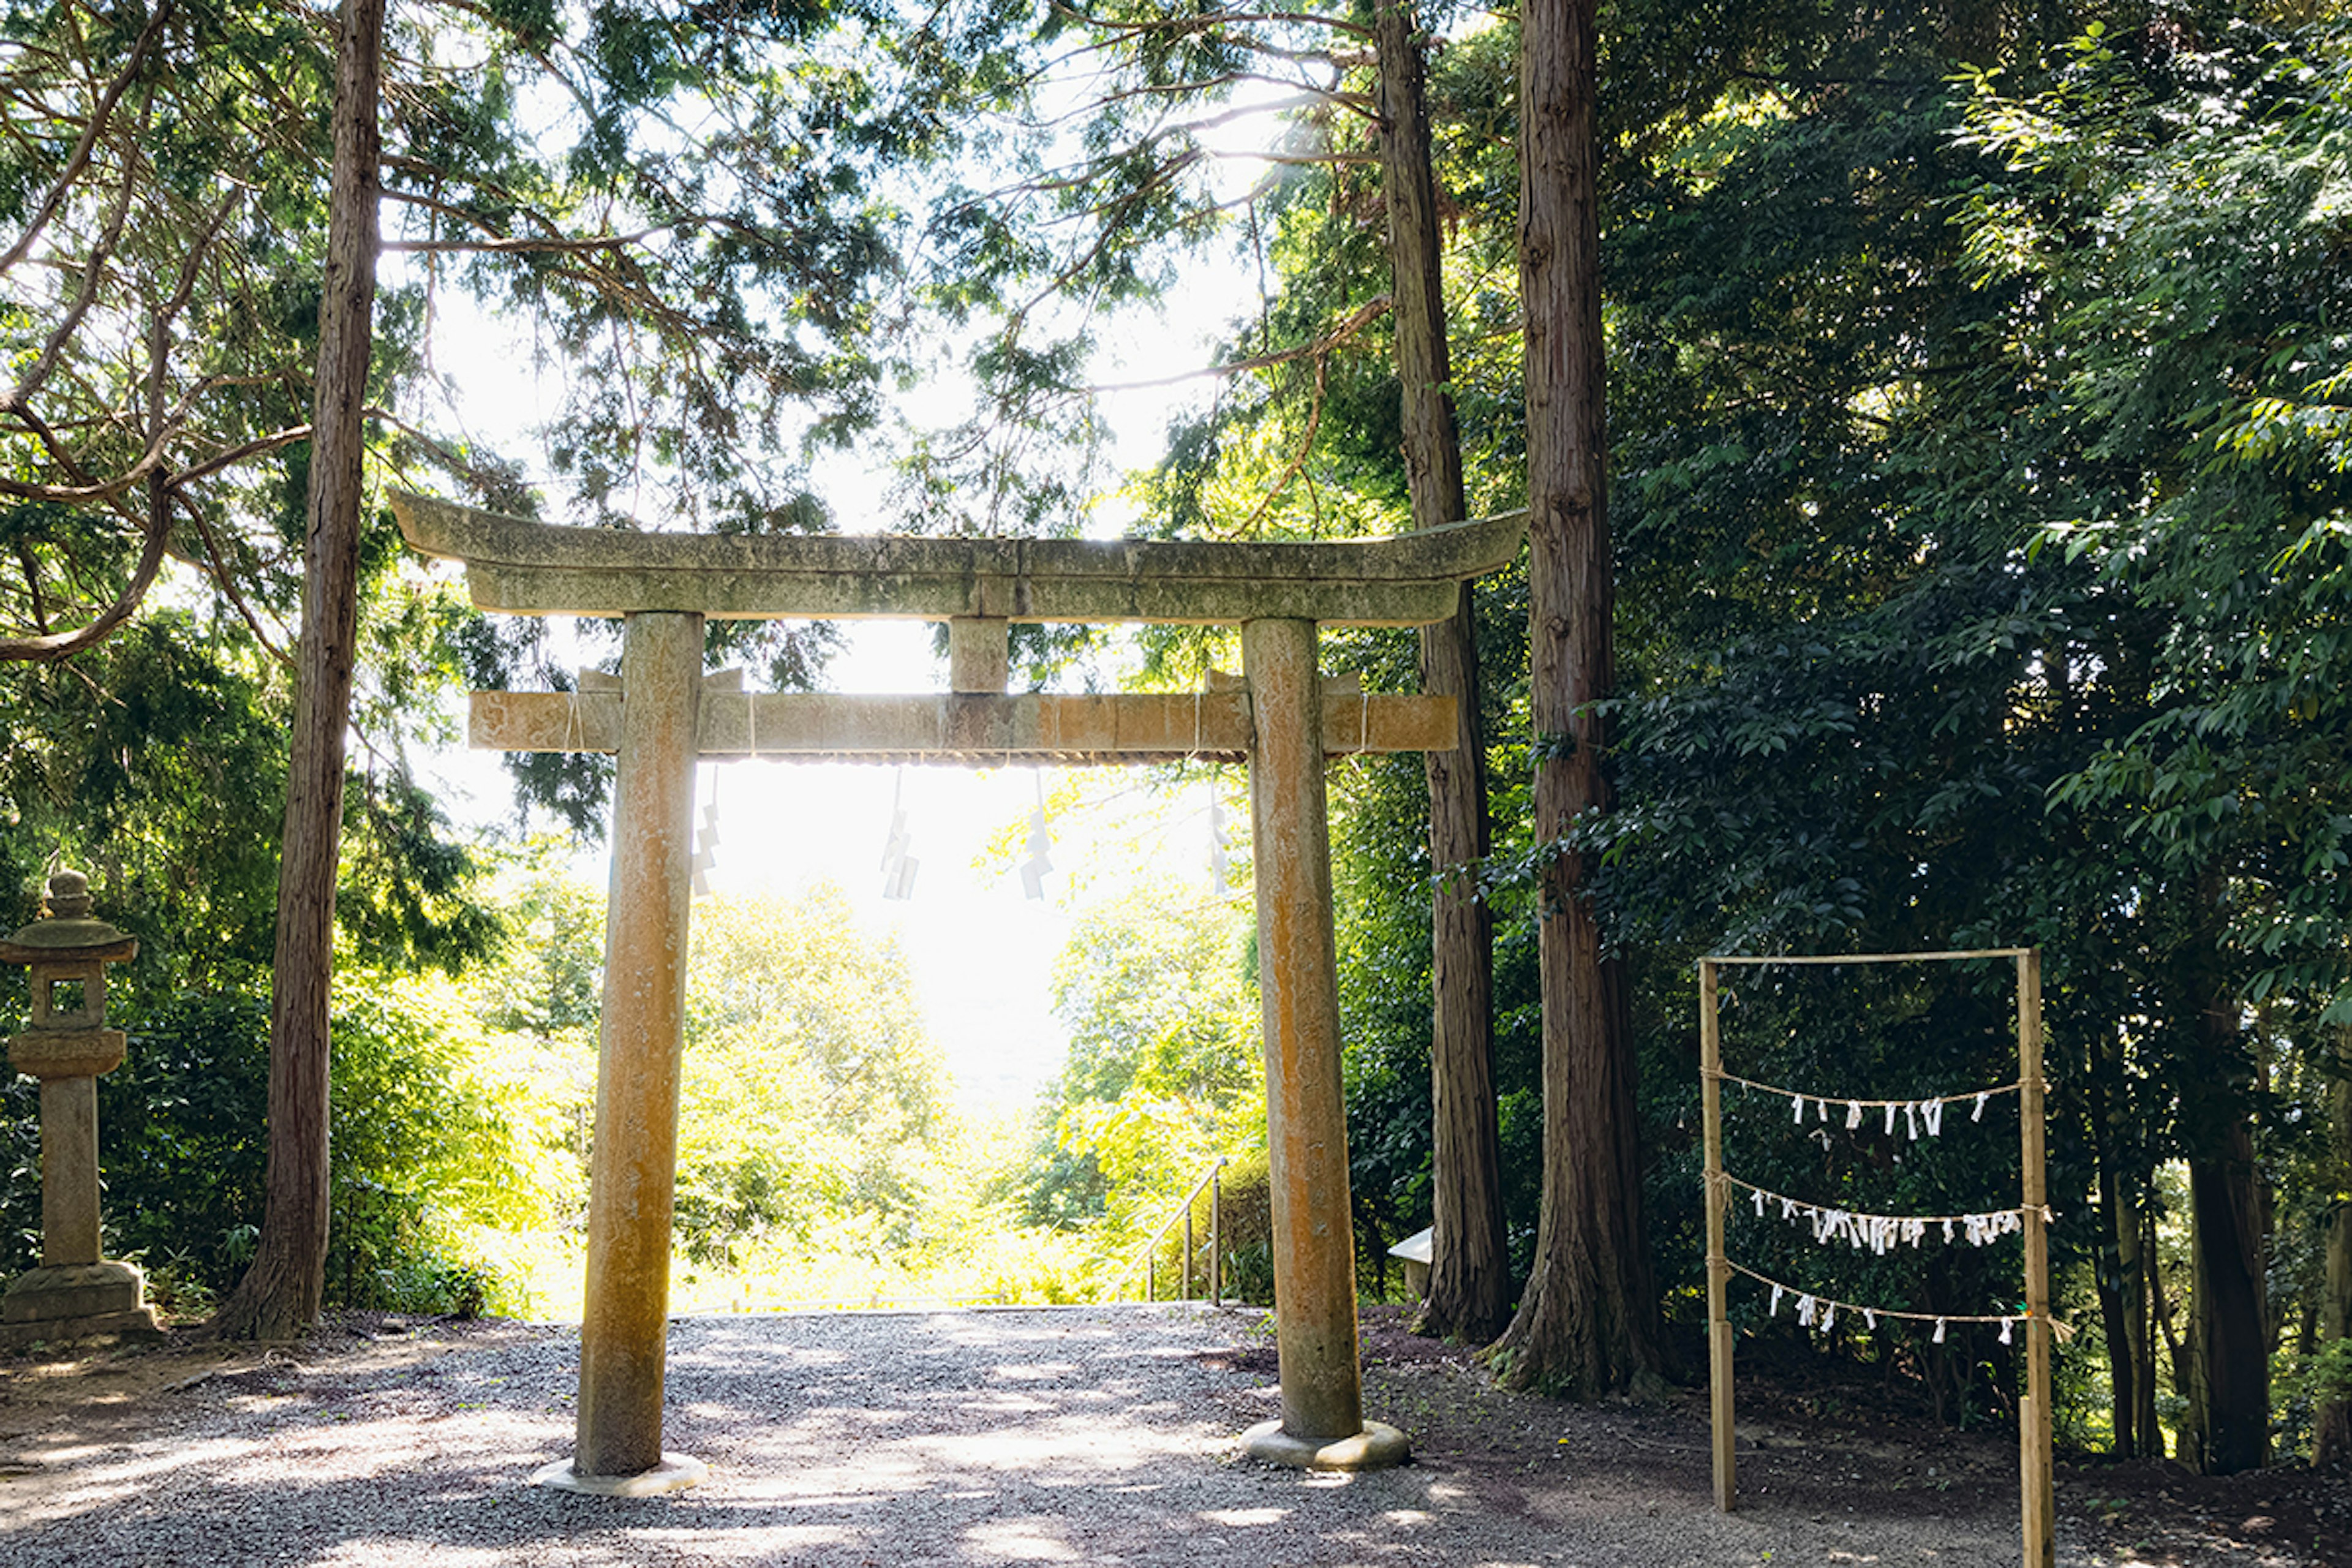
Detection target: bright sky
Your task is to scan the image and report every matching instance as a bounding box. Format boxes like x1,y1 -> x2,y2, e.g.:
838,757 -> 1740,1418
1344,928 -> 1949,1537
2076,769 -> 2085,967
400,263 -> 1264,1116
417,625 -> 1243,1112
394,65 -> 1306,1110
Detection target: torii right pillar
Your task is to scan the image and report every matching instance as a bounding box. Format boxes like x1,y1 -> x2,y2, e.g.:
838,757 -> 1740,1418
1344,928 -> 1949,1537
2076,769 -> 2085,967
1239,617 -> 1409,1470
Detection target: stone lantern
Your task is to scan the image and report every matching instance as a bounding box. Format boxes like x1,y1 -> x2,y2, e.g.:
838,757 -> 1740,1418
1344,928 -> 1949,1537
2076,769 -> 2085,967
1,868 -> 162,1346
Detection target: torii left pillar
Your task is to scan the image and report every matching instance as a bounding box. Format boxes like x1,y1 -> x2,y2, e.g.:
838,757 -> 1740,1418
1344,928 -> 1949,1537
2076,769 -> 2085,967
533,611 -> 710,1495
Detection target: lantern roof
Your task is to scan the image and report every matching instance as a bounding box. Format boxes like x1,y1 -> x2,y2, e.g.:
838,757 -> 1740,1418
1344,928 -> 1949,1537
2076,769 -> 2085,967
1,870 -> 137,963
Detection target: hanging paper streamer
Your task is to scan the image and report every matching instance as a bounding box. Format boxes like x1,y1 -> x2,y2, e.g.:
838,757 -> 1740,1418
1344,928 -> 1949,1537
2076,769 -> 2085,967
1713,1061 -> 2051,1356
1207,782 -> 1230,889
690,774 -> 720,899
1020,771 -> 1053,900
1727,1261 -> 2068,1347
1712,1068 -> 2019,1137
880,769 -> 918,901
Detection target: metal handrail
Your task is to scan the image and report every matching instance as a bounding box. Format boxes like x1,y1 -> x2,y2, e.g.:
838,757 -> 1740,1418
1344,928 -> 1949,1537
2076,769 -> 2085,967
1114,1156 -> 1228,1305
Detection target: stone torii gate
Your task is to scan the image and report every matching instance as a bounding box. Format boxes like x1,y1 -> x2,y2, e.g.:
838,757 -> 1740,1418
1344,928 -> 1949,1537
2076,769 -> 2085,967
393,494 -> 1525,1493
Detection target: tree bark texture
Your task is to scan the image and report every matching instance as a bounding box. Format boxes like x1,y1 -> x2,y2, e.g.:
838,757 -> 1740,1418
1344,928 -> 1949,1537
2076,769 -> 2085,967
2184,1126 -> 2269,1473
2102,1161 -> 2160,1458
2309,1033 -> 2350,1469
2092,1168 -> 2136,1457
2090,1044 -> 2158,1457
2177,955 -> 2269,1474
210,0 -> 381,1341
1487,0 -> 1663,1395
1374,0 -> 1507,1346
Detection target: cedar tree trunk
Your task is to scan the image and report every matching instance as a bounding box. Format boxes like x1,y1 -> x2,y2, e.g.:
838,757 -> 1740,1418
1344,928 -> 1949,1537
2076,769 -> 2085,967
1486,0 -> 1662,1395
1374,0 -> 1508,1345
2175,929 -> 2269,1474
2090,1040 -> 2158,1457
209,0 -> 382,1341
2315,1033 -> 2351,1469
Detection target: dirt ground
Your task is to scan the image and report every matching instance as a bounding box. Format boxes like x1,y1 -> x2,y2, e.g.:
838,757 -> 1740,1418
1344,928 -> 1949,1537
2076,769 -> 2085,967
1340,1308 -> 2352,1568
0,1304 -> 2342,1567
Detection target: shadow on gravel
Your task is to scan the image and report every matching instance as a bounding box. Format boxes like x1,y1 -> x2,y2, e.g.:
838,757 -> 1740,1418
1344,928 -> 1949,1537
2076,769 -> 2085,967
5,1305 -> 2325,1567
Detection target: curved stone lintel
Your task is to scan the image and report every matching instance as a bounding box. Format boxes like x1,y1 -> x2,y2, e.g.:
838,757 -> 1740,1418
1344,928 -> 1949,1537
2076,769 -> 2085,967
530,1453 -> 709,1496
391,492 -> 1527,628
1240,1418 -> 1411,1472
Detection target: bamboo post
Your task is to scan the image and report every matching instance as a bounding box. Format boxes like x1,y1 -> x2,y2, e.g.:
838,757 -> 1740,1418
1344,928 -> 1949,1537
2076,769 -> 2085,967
1183,1207 -> 1194,1301
1211,1165 -> 1223,1307
1146,1254 -> 1155,1303
1701,958 -> 1735,1512
2018,948 -> 2054,1568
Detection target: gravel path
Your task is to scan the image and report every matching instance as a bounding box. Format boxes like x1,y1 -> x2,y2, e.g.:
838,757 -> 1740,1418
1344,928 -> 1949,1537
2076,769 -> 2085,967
0,1305 -> 2283,1567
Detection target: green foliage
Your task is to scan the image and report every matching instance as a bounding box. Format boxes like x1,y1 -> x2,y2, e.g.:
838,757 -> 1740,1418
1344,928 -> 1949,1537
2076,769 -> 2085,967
1959,18 -> 2352,1017
0,963 -> 549,1316
1017,880 -> 1264,1234
1096,0 -> 2350,1453
325,973 -> 550,1310
671,886 -> 949,1267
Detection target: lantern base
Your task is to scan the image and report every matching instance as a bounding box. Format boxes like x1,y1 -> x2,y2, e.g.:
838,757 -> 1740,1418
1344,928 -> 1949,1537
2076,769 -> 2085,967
1,1259 -> 164,1346
8,1026 -> 126,1079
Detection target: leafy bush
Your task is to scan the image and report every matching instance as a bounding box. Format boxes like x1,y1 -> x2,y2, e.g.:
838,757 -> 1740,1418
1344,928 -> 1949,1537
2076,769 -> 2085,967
1,967 -> 555,1317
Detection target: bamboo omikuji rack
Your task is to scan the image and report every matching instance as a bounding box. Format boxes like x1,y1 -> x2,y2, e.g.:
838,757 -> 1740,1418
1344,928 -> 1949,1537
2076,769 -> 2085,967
1698,947 -> 2053,1568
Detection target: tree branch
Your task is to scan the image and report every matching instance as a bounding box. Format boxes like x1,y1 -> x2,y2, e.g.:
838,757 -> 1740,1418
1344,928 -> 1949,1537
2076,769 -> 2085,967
0,0 -> 174,276
1089,291 -> 1390,391
0,471 -> 170,663
0,90 -> 143,414
173,488 -> 292,668
1234,351 -> 1326,538
1053,4 -> 1372,45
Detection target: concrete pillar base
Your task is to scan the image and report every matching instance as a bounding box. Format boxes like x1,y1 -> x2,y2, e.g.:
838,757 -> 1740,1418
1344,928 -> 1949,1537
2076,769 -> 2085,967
1240,1417 -> 1411,1471
530,1453 -> 709,1496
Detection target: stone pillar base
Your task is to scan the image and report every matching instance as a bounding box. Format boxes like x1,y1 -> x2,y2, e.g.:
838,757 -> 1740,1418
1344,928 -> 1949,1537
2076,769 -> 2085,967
1240,1417 -> 1410,1471
6,1259 -> 152,1321
530,1453 -> 708,1496
0,1261 -> 163,1348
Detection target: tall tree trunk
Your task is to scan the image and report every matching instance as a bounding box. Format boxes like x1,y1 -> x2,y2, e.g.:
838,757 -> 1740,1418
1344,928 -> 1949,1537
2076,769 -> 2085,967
2184,1123 -> 2269,1473
2310,1030 -> 2350,1469
2089,1035 -> 2157,1457
2112,1163 -> 2162,1457
1374,0 -> 1507,1346
2094,1157 -> 2140,1457
209,0 -> 382,1341
2176,919 -> 2269,1474
1486,0 -> 1662,1395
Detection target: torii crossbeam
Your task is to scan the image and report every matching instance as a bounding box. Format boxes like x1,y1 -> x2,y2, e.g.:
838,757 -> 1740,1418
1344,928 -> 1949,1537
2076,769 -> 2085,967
394,493 -> 1526,1491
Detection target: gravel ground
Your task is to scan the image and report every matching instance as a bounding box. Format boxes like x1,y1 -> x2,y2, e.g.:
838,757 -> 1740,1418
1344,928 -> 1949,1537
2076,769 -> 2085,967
0,1305 -> 2328,1567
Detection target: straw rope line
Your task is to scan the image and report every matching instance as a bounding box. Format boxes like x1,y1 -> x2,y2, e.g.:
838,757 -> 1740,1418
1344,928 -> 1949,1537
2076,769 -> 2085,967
1709,1069 -> 2022,1114
1717,1171 -> 2051,1236
1726,1260 -> 2073,1343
